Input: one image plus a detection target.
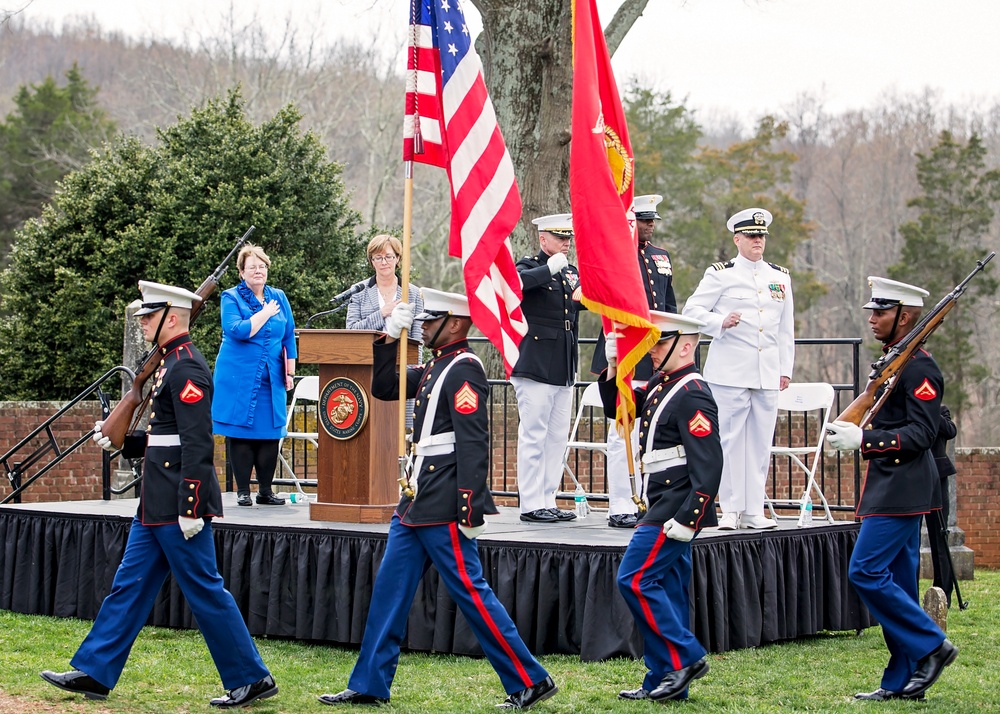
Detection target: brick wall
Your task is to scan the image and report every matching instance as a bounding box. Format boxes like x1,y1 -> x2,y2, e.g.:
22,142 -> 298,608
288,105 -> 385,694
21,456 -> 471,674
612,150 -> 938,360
955,448 -> 1000,568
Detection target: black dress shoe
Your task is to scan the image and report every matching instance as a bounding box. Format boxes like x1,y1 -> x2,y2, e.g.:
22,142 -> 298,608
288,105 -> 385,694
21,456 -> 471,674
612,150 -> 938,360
900,639 -> 958,698
618,687 -> 649,700
496,676 -> 557,709
256,492 -> 285,505
40,670 -> 110,700
237,493 -> 252,507
549,508 -> 577,521
210,674 -> 278,708
317,688 -> 389,706
608,513 -> 638,528
520,509 -> 560,523
648,658 -> 710,701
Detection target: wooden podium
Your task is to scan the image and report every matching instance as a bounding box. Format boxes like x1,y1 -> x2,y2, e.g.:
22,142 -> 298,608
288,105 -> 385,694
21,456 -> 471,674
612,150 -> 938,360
296,329 -> 419,523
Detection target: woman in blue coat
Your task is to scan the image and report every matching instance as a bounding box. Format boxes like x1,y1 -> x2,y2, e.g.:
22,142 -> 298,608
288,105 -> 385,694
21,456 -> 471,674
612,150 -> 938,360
212,244 -> 297,506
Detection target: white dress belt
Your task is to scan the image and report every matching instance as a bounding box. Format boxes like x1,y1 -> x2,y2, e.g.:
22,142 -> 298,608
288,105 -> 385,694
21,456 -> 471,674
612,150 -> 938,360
414,432 -> 456,456
147,434 -> 181,447
641,444 -> 687,474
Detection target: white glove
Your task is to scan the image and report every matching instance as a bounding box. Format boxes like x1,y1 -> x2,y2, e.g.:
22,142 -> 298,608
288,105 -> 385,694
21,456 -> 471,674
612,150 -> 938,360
547,252 -> 569,275
178,516 -> 204,540
459,522 -> 487,540
826,420 -> 863,451
663,518 -> 696,542
92,420 -> 114,451
604,331 -> 617,364
385,302 -> 414,339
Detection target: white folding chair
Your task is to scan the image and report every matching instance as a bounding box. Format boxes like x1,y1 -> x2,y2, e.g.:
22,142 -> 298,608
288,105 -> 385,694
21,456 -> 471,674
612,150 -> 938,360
765,382 -> 836,525
276,376 -> 319,497
560,382 -> 607,503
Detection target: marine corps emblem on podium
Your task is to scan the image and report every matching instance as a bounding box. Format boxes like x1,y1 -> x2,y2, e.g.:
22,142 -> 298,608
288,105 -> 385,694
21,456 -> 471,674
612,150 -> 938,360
319,377 -> 369,440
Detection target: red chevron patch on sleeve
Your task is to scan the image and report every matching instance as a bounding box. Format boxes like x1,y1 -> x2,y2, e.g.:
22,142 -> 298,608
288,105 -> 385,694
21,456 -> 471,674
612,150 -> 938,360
179,380 -> 205,403
914,379 -> 937,401
688,410 -> 712,437
454,382 -> 478,414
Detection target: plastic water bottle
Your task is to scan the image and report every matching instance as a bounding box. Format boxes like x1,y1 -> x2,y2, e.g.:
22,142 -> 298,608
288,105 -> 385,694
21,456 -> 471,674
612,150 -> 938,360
574,485 -> 589,519
277,491 -> 309,505
797,496 -> 813,527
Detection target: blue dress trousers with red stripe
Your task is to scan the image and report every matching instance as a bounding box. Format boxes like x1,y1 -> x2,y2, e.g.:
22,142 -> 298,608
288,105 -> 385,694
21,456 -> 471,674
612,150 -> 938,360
346,337 -> 549,699
599,363 -> 723,692
849,347 -> 946,691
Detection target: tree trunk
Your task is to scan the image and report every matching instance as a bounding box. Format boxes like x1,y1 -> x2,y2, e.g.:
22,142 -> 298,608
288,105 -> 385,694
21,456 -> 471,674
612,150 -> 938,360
472,0 -> 648,259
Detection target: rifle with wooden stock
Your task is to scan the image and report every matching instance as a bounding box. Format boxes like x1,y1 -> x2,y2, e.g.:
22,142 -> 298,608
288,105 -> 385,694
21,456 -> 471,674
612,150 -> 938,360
835,252 -> 995,428
101,225 -> 255,448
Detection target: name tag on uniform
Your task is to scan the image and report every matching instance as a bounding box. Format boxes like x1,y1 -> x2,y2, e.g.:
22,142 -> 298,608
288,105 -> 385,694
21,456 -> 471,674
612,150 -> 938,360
652,254 -> 672,275
769,283 -> 786,301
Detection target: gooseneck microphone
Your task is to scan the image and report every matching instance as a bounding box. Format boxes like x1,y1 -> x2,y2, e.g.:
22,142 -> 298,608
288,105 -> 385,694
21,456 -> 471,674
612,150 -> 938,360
329,280 -> 367,304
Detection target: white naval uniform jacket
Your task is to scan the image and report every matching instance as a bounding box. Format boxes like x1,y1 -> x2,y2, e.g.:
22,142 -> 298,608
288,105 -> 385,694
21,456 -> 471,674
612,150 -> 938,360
682,254 -> 794,390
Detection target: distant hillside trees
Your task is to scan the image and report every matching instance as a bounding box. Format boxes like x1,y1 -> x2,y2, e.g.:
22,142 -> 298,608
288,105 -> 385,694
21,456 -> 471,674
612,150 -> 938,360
0,89 -> 362,399
0,64 -> 116,260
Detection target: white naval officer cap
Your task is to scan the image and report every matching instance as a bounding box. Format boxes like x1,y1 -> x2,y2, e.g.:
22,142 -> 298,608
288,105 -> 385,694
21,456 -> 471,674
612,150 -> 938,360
650,310 -> 706,339
633,194 -> 663,221
415,287 -> 471,321
863,276 -> 929,309
531,213 -> 574,238
727,207 -> 772,235
134,280 -> 203,316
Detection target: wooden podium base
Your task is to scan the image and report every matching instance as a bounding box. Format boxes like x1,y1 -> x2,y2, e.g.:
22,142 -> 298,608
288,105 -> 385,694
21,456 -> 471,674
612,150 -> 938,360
310,501 -> 397,524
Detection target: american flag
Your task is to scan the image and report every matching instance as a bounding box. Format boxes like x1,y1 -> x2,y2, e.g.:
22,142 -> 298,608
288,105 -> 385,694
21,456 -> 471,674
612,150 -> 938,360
404,0 -> 527,376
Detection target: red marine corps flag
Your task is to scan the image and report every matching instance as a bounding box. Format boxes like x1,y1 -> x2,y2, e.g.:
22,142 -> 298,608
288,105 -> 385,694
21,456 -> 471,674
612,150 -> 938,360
404,0 -> 527,376
569,0 -> 658,427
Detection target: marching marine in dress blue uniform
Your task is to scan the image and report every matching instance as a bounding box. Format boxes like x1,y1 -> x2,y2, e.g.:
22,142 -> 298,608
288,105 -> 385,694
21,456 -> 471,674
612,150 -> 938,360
511,214 -> 583,523
598,312 -> 722,702
41,281 -> 276,709
827,276 -> 957,701
319,289 -> 556,710
591,194 -> 679,528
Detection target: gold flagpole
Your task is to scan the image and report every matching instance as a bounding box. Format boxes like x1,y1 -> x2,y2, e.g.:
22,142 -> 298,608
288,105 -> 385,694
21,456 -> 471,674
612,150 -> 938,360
396,162 -> 416,498
620,377 -> 646,514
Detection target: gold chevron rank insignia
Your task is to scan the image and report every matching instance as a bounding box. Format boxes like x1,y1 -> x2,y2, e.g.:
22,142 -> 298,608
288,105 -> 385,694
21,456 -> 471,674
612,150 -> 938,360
179,380 -> 204,403
688,410 -> 712,437
914,379 -> 937,401
454,382 -> 479,414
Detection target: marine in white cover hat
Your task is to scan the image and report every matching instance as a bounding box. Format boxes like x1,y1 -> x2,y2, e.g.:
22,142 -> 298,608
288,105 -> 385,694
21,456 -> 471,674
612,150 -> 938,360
633,194 -> 663,221
863,276 -> 929,309
415,287 -> 471,320
530,213 -> 574,238
133,280 -> 203,316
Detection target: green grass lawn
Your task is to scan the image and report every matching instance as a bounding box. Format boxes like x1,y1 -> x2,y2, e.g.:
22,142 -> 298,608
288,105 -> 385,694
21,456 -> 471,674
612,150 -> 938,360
1,571 -> 998,713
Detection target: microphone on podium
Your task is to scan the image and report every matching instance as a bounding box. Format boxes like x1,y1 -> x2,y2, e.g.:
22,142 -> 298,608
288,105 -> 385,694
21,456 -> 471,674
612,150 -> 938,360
329,281 -> 367,304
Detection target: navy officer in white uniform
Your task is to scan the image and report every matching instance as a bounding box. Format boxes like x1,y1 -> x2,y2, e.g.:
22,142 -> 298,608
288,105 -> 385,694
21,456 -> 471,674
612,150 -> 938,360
682,208 -> 794,530
42,281 -> 276,709
511,214 -> 582,523
319,289 -> 556,710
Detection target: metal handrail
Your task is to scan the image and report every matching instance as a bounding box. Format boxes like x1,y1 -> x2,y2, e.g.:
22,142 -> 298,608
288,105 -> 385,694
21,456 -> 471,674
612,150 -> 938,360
1,365 -> 136,504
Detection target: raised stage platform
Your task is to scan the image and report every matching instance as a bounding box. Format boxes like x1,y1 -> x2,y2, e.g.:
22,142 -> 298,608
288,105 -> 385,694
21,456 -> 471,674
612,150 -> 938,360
0,495 -> 873,661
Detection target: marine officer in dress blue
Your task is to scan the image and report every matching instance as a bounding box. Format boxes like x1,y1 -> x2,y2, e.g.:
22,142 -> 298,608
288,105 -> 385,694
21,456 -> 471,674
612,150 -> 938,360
682,208 -> 795,530
511,214 -> 583,523
318,288 -> 557,710
591,194 -> 679,528
827,276 -> 957,701
598,311 -> 722,702
41,281 -> 276,709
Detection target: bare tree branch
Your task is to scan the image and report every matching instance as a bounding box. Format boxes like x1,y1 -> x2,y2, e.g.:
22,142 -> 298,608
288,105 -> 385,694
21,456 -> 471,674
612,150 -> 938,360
604,0 -> 650,56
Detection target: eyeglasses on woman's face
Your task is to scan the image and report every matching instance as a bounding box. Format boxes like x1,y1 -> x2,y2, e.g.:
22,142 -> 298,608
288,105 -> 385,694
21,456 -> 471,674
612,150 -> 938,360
372,254 -> 399,264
